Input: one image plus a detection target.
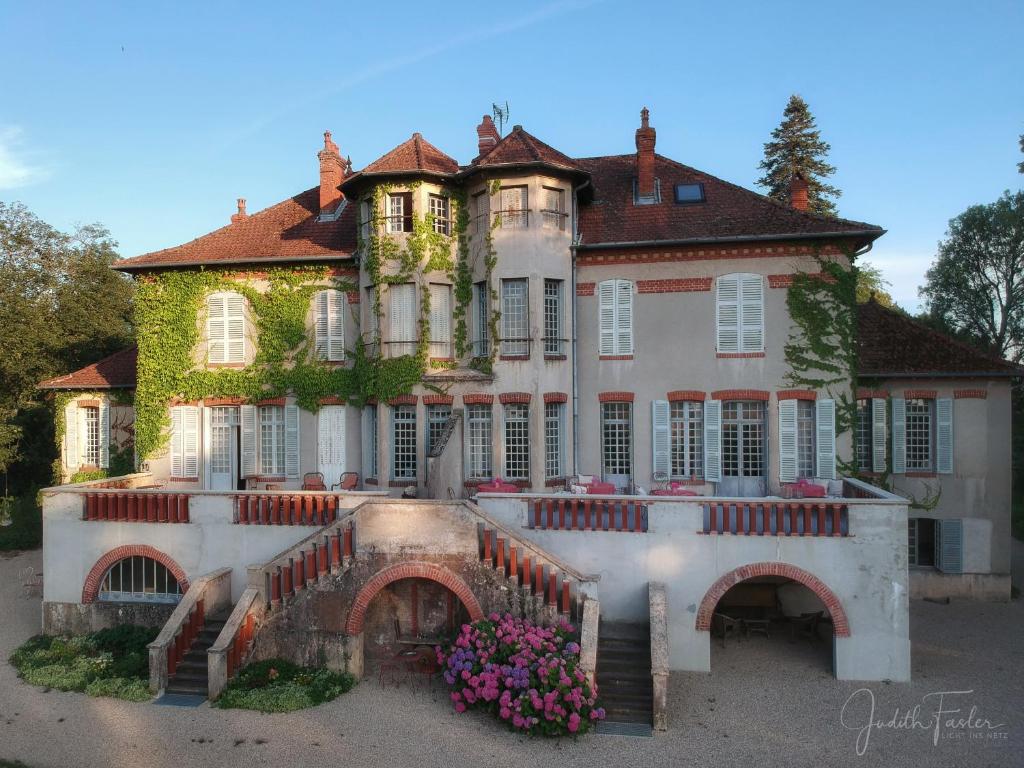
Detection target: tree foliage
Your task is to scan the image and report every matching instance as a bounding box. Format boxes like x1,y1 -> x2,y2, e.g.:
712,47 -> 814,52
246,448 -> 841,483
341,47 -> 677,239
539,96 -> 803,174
855,261 -> 896,307
919,191 -> 1024,362
757,95 -> 841,217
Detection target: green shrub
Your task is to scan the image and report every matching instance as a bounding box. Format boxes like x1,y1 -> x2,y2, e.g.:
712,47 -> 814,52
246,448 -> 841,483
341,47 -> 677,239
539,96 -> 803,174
215,658 -> 355,712
0,494 -> 42,551
84,676 -> 151,702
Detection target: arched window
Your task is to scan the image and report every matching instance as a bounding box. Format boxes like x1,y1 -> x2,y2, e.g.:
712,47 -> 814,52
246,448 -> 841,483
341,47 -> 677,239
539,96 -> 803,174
99,556 -> 183,604
207,291 -> 246,363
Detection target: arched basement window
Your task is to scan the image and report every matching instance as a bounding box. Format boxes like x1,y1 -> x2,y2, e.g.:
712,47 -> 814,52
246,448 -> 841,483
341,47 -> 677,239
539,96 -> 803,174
99,556 -> 183,604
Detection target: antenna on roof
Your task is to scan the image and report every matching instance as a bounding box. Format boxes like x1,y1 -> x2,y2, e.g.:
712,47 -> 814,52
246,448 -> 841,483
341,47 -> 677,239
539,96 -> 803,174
492,102 -> 510,136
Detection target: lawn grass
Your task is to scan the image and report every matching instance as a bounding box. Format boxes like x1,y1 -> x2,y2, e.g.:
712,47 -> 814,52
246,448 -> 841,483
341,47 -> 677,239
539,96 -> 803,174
214,658 -> 356,712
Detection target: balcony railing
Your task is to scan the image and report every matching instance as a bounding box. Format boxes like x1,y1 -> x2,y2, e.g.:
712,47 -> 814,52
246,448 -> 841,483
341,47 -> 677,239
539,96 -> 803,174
542,337 -> 568,356
498,337 -> 532,358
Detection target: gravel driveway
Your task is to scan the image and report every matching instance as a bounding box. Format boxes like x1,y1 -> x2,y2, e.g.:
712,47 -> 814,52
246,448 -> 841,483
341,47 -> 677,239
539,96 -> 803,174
1,549 -> 1020,768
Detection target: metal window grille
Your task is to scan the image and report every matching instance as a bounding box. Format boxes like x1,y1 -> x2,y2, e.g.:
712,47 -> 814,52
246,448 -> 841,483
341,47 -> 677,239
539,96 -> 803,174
387,193 -> 405,233
83,406 -> 100,466
601,402 -> 633,476
426,405 -> 451,456
391,405 -> 417,480
504,404 -> 530,480
797,400 -> 816,478
670,401 -> 703,478
259,406 -> 285,476
367,407 -> 378,478
855,400 -> 872,471
210,407 -> 236,475
429,194 -> 450,235
541,186 -> 566,230
474,282 -> 490,356
543,279 -> 563,355
722,401 -> 765,478
544,402 -> 564,479
501,279 -> 529,356
99,556 -> 182,604
906,399 -> 933,471
467,404 -> 492,479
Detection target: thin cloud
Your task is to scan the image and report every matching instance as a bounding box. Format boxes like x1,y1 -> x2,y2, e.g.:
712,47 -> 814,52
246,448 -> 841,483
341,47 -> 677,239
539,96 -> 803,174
0,126 -> 51,189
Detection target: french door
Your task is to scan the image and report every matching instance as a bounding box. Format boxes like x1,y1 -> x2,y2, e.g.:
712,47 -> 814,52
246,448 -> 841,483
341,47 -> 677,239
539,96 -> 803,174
206,407 -> 239,491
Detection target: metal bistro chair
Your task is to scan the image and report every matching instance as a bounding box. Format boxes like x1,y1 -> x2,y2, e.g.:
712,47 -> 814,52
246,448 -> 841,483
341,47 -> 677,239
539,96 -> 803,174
331,472 -> 359,491
302,472 -> 327,491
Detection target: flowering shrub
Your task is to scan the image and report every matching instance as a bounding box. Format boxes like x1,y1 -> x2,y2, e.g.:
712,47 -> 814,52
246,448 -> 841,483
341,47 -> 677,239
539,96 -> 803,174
437,613 -> 605,737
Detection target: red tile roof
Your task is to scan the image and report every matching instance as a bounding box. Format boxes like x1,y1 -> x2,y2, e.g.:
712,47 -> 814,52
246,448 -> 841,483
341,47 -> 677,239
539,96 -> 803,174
115,187 -> 356,271
857,300 -> 1022,378
39,347 -> 138,390
471,126 -> 583,173
361,133 -> 459,176
575,154 -> 882,248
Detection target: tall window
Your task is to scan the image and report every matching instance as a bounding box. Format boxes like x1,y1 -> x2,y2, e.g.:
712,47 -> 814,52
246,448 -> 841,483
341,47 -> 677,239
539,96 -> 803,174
722,401 -> 764,478
504,404 -> 530,480
389,283 -> 416,356
598,279 -> 633,356
545,402 -> 565,479
387,192 -> 413,233
314,289 -> 346,361
99,556 -> 182,604
466,404 -> 492,479
426,404 -> 451,456
364,286 -> 379,354
501,279 -> 529,357
474,281 -> 490,356
207,291 -> 246,363
364,407 -> 378,478
429,283 -> 452,359
82,406 -> 100,467
716,274 -> 764,354
906,399 -> 934,472
908,518 -> 936,567
473,190 -> 489,234
259,406 -> 285,476
541,186 -> 566,230
543,279 -> 563,355
500,186 -> 528,229
797,400 -> 816,478
601,402 -> 633,480
360,198 -> 374,240
391,405 -> 417,481
429,194 -> 450,235
670,401 -> 703,479
856,400 -> 873,471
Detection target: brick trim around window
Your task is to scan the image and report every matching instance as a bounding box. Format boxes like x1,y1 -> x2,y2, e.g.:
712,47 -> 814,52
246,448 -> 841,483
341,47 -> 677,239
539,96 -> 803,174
82,545 -> 190,604
499,392 -> 532,404
576,282 -> 595,296
78,399 -> 101,408
856,388 -> 889,400
716,352 -> 767,359
954,389 -> 987,399
776,389 -> 817,401
388,395 -> 418,406
710,389 -> 770,402
204,396 -> 247,406
667,390 -> 706,402
598,391 -> 635,403
904,389 -> 937,400
599,355 -> 634,361
462,394 -> 494,405
422,394 -> 455,405
254,397 -> 286,407
543,392 -> 569,404
318,396 -> 346,406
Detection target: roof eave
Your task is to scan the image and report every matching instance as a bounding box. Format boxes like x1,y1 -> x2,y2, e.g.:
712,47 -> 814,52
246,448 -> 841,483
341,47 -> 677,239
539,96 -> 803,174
576,229 -> 886,251
113,253 -> 355,273
38,382 -> 135,391
459,161 -> 589,181
340,169 -> 457,196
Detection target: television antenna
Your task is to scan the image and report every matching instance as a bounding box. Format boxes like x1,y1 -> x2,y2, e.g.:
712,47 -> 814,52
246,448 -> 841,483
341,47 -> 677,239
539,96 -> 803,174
492,102 -> 510,136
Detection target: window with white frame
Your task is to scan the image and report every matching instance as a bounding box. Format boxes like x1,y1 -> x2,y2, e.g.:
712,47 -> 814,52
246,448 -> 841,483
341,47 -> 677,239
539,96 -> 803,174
473,190 -> 489,234
906,399 -> 934,472
856,400 -> 873,471
314,289 -> 346,361
259,406 -> 286,476
601,402 -> 633,478
466,404 -> 492,479
429,283 -> 452,358
474,281 -> 490,356
543,279 -> 563,355
541,186 -> 565,230
429,194 -> 450,235
391,405 -> 417,480
670,401 -> 703,479
99,556 -> 182,604
387,192 -> 413,233
908,517 -> 936,567
82,406 -> 100,466
544,402 -> 564,479
426,404 -> 451,456
389,283 -> 416,356
797,400 -> 816,478
598,279 -> 634,356
722,401 -> 764,478
499,186 -> 528,229
715,274 -> 764,354
504,403 -> 530,480
207,291 -> 246,363
501,279 -> 529,356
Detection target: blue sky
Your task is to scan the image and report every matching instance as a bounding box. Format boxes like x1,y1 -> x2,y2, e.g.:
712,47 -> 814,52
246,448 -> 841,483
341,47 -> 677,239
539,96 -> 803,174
1,0 -> 1021,311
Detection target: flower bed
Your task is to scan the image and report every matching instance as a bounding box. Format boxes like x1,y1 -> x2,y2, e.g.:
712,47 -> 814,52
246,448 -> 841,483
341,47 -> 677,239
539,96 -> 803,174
437,614 -> 605,736
10,625 -> 157,702
214,659 -> 356,712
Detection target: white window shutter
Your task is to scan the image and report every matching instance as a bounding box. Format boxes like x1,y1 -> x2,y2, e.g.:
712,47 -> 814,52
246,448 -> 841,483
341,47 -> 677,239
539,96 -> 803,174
314,290 -> 329,359
207,294 -> 226,363
362,406 -> 376,478
616,280 -> 633,354
716,275 -> 739,353
739,274 -> 764,352
98,400 -> 110,469
598,280 -> 615,355
183,405 -> 199,478
703,400 -> 722,482
935,519 -> 963,573
872,397 -> 887,473
240,405 -> 257,477
390,284 -> 415,345
892,398 -> 906,474
226,294 -> 245,363
651,400 -> 670,478
329,290 -> 345,361
284,404 -> 300,478
430,284 -> 451,348
816,398 -> 836,480
936,398 -> 953,474
778,399 -> 798,483
64,401 -> 78,471
318,405 -> 346,483
170,407 -> 183,478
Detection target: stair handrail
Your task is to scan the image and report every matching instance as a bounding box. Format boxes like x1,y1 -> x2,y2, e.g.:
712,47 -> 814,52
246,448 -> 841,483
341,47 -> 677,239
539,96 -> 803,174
147,566 -> 232,695
649,582 -> 669,732
207,586 -> 265,699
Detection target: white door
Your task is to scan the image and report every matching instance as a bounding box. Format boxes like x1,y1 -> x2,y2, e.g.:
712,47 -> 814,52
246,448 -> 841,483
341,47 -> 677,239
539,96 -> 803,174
208,407 -> 239,491
318,405 -> 346,486
600,402 -> 633,491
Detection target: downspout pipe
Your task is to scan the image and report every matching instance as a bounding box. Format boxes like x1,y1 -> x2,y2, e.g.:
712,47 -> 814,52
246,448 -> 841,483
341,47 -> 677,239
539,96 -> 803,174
570,178 -> 592,478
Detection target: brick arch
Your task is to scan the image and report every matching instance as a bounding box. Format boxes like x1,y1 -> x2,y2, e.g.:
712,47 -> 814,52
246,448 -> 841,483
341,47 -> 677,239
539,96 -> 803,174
82,545 -> 190,604
695,561 -> 850,637
344,561 -> 484,635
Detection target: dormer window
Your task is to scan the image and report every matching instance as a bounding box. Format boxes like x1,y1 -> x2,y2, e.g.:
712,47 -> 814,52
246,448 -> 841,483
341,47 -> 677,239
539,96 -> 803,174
674,183 -> 706,205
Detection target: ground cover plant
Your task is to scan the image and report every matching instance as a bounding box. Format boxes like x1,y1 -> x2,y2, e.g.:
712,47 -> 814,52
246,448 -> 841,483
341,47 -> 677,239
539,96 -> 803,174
214,658 -> 356,712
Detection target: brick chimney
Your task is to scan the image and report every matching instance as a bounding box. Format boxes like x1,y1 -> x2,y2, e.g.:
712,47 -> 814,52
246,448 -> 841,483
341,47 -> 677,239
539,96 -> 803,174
318,130 -> 345,213
789,171 -> 809,212
635,107 -> 657,201
476,115 -> 500,156
231,198 -> 247,224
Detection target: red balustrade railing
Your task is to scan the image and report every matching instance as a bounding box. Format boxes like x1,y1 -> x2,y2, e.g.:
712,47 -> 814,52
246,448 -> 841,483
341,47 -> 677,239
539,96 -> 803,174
703,501 -> 849,537
528,497 -> 648,533
235,494 -> 346,526
166,598 -> 204,677
267,524 -> 354,608
226,611 -> 256,678
83,492 -> 190,523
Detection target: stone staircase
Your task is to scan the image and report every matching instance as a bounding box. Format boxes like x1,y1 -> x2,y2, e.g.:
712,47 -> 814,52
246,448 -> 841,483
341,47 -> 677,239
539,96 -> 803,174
165,611 -> 230,697
596,621 -> 653,728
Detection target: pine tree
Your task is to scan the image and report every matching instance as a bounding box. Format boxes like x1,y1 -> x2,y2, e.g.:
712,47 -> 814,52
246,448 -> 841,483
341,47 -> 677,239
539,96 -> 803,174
757,95 -> 841,217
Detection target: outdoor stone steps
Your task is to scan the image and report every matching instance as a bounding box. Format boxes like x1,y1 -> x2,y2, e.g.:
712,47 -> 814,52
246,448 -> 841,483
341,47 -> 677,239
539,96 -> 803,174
597,621 -> 653,725
164,611 -> 232,698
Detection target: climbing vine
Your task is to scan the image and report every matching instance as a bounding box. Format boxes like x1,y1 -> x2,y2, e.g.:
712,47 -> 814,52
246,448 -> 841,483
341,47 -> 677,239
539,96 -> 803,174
52,389 -> 136,483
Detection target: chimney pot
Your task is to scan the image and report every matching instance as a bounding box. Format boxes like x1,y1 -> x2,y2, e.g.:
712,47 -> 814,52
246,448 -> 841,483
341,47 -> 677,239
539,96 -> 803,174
789,171 -> 809,212
635,107 -> 657,201
476,115 -> 500,157
231,198 -> 247,224
318,129 -> 345,214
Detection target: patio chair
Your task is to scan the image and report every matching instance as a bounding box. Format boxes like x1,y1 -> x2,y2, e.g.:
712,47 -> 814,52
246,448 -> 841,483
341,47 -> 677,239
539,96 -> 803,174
712,612 -> 741,648
331,472 -> 359,491
20,566 -> 43,598
302,472 -> 327,491
789,611 -> 824,644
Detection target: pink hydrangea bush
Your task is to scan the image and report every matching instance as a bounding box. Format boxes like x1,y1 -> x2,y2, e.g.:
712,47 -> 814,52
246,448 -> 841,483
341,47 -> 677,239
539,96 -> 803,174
437,613 -> 605,737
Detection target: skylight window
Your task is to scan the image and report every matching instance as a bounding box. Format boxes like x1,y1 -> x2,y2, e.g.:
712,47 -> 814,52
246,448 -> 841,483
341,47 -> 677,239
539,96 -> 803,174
674,183 -> 705,205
